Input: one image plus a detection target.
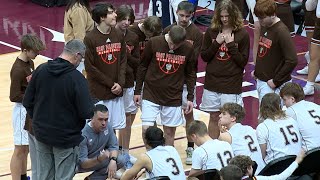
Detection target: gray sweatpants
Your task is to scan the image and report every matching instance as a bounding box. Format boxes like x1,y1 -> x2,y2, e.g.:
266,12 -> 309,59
28,133 -> 37,180
35,139 -> 79,180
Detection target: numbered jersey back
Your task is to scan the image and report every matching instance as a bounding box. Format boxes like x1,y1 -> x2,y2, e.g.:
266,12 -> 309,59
192,139 -> 234,170
256,117 -> 302,164
228,123 -> 265,174
286,100 -> 320,151
146,146 -> 186,180
151,0 -> 175,27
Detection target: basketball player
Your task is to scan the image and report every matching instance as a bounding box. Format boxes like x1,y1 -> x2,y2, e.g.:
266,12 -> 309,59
128,16 -> 162,57
230,150 -> 306,180
134,25 -> 196,146
253,0 -> 298,102
121,126 -> 186,180
187,120 -> 234,177
280,82 -> 320,151
148,0 -> 184,28
115,4 -> 140,169
218,103 -> 265,174
296,1 -> 320,83
163,1 -> 203,165
84,3 -> 127,131
200,0 -> 250,139
10,34 -> 45,180
256,93 -> 302,164
303,0 -> 320,95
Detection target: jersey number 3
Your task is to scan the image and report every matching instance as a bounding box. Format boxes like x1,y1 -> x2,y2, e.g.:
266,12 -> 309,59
155,0 -> 162,17
166,158 -> 180,175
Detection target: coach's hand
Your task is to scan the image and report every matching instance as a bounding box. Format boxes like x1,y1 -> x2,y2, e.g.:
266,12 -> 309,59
134,95 -> 141,107
111,83 -> 122,95
185,101 -> 193,114
107,159 -> 117,179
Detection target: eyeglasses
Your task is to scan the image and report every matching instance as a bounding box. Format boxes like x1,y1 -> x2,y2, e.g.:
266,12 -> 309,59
77,52 -> 85,62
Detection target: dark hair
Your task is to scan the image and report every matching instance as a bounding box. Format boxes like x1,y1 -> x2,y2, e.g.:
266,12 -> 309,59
92,2 -> 114,24
116,4 -> 135,24
211,0 -> 243,31
21,34 -> 46,52
143,16 -> 163,36
177,1 -> 195,14
220,165 -> 243,180
280,82 -> 305,102
66,0 -> 90,12
145,126 -> 165,148
220,103 -> 245,123
94,104 -> 108,114
229,155 -> 253,176
254,0 -> 277,18
259,93 -> 286,121
187,120 -> 208,137
169,25 -> 186,44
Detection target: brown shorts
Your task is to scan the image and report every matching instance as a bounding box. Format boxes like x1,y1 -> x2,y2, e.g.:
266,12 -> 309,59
276,3 -> 295,36
311,18 -> 320,45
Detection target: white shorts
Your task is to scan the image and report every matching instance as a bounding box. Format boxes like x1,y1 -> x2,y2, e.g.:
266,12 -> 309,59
12,103 -> 29,145
123,87 -> 137,114
96,97 -> 126,129
140,100 -> 184,127
182,84 -> 197,109
256,79 -> 291,103
76,61 -> 85,75
199,89 -> 243,112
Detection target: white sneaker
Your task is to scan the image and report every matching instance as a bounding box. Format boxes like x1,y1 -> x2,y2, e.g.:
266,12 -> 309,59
185,147 -> 194,165
297,66 -> 309,75
303,85 -> 315,95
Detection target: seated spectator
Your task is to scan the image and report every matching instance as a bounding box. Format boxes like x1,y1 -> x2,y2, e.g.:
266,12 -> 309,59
219,103 -> 265,174
256,93 -> 302,164
187,120 -> 234,177
78,104 -> 125,180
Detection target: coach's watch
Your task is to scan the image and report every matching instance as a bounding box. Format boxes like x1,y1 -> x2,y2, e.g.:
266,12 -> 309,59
110,156 -> 117,162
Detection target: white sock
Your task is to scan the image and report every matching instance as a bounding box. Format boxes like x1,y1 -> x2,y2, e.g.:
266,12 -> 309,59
306,81 -> 314,87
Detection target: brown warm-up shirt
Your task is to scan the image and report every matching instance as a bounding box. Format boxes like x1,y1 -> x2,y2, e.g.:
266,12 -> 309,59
84,27 -> 127,100
128,22 -> 148,56
201,27 -> 250,94
10,58 -> 34,133
254,21 -> 297,87
124,29 -> 140,88
163,22 -> 203,60
134,35 -> 197,106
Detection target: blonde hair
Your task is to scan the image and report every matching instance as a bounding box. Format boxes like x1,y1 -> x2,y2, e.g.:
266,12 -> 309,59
211,0 -> 243,31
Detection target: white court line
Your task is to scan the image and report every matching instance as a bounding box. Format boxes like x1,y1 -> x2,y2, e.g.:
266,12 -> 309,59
0,40 -> 52,60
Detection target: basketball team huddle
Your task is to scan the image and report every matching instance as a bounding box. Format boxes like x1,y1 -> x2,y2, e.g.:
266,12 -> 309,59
9,0 -> 320,179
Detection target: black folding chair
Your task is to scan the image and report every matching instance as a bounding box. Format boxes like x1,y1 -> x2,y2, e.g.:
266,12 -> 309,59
293,147 -> 320,176
196,169 -> 221,180
147,176 -> 170,180
258,155 -> 296,176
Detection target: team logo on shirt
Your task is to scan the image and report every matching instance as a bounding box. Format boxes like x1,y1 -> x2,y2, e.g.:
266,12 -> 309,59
156,52 -> 186,74
216,42 -> 231,61
96,43 -> 121,64
258,36 -> 272,58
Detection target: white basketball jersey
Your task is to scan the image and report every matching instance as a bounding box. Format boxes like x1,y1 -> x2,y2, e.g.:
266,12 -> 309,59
228,123 -> 265,174
286,100 -> 320,151
192,139 -> 234,170
146,146 -> 186,180
256,117 -> 302,164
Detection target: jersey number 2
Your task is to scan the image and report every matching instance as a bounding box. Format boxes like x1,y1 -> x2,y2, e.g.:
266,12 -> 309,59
166,158 -> 180,175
